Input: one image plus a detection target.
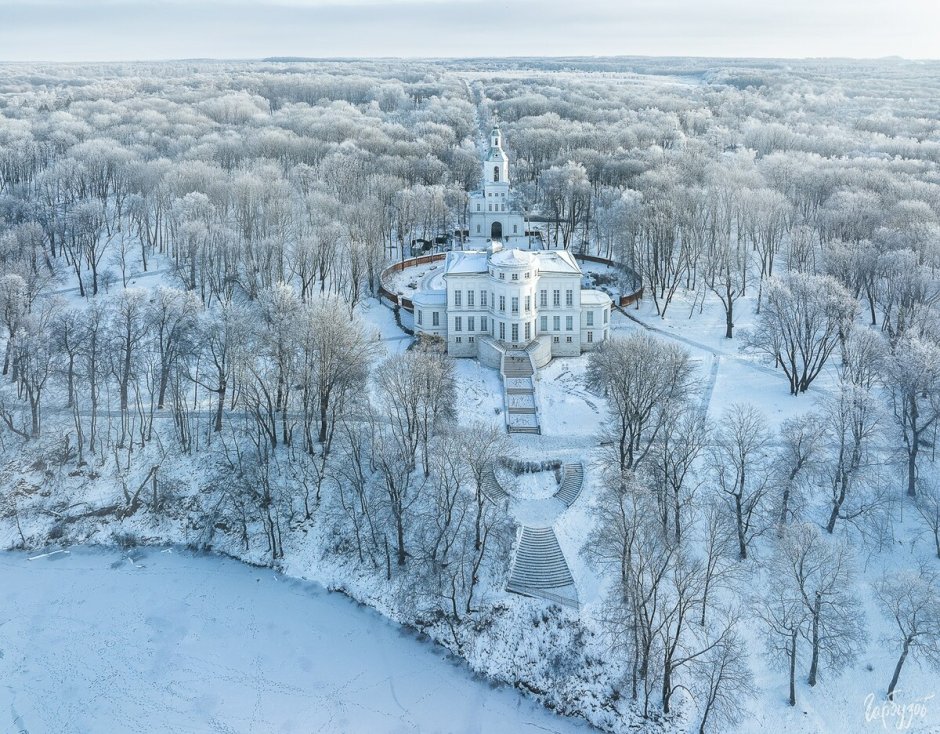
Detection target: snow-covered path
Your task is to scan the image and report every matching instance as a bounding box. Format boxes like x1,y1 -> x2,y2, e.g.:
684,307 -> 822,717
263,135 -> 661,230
0,547 -> 593,734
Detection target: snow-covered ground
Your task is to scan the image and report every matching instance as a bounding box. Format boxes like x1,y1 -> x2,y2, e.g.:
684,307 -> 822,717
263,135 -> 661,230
0,547 -> 594,734
390,288 -> 940,734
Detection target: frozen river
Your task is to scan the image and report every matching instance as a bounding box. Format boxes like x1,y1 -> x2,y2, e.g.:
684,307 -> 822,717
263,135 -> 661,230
0,547 -> 592,733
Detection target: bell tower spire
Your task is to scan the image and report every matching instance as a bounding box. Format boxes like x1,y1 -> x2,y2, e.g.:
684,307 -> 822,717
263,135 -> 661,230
484,117 -> 510,190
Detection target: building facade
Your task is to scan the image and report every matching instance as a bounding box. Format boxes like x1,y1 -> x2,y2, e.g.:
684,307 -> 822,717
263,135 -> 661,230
412,121 -> 611,363
413,246 -> 611,361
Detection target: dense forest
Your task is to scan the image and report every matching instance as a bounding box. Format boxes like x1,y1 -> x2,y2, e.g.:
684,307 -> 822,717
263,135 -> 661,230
2,57 -> 940,732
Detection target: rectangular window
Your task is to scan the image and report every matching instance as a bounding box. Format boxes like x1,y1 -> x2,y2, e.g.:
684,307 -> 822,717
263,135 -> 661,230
468,316 -> 475,331
511,297 -> 518,314
565,290 -> 573,307
525,322 -> 531,341
488,203 -> 492,211
417,310 -> 423,325
469,336 -> 475,343
603,309 -> 608,324
540,290 -> 547,308
467,290 -> 474,308
566,316 -> 573,331
456,336 -> 462,343
454,290 -> 461,307
587,311 -> 594,326
514,224 -> 518,234
553,336 -> 560,343
587,331 -> 593,343
481,317 -> 487,332
566,336 -> 572,343
476,204 -> 480,211
525,295 -> 531,312
553,290 -> 560,307
511,323 -> 519,342
553,316 -> 560,331
511,273 -> 518,281
476,224 -> 481,233
499,295 -> 506,312
540,316 -> 548,331
499,322 -> 505,340
455,316 -> 462,332
499,273 -> 504,280
481,290 -> 488,307
432,312 -> 439,327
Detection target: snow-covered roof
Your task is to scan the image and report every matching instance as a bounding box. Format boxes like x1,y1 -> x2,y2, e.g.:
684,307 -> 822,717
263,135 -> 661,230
412,290 -> 446,306
491,249 -> 536,268
580,289 -> 612,306
443,250 -> 489,275
535,250 -> 581,275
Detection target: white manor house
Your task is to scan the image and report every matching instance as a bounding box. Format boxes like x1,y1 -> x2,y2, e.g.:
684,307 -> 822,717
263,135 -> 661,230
412,125 -> 611,368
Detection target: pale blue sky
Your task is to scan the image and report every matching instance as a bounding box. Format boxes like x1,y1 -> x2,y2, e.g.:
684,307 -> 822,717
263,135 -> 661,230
0,0 -> 937,62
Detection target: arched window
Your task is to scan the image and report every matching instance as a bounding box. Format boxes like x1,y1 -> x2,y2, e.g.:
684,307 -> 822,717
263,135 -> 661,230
493,166 -> 499,182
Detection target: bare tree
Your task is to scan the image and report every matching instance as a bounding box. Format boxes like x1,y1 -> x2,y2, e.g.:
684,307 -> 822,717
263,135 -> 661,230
872,563 -> 940,701
645,410 -> 708,543
773,415 -> 822,532
914,474 -> 940,559
742,273 -> 856,395
694,624 -> 755,734
882,333 -> 940,498
586,332 -> 696,473
709,403 -> 773,560
771,523 -> 866,687
754,573 -> 807,707
457,421 -> 510,550
819,381 -> 884,534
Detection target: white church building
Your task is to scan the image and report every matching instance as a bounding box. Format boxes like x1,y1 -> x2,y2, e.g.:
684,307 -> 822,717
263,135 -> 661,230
412,125 -> 611,367
467,125 -> 529,247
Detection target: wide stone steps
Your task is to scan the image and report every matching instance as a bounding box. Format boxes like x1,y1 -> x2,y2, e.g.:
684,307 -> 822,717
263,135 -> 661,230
506,527 -> 577,606
553,462 -> 585,507
501,351 -> 540,435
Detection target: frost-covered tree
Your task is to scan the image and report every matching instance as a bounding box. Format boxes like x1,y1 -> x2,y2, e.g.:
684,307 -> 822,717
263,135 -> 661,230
872,563 -> 940,701
709,403 -> 773,560
882,334 -> 940,498
742,273 -> 855,395
587,332 -> 696,473
771,523 -> 867,687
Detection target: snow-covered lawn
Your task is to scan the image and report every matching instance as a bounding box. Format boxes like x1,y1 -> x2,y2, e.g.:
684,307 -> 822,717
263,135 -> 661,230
0,547 -> 593,734
615,290 -> 833,431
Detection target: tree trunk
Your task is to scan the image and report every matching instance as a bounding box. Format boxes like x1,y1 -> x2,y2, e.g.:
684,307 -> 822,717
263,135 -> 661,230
808,592 -> 821,686
826,475 -> 847,533
724,283 -> 734,339
788,630 -> 798,707
396,512 -> 406,566
887,637 -> 911,701
213,380 -> 225,432
907,435 -> 918,498
735,493 -> 748,560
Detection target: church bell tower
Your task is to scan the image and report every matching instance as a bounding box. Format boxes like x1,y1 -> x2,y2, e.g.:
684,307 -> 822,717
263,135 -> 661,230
484,124 -> 510,192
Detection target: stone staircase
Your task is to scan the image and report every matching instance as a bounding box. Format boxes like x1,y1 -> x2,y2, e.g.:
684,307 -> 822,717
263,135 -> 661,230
481,465 -> 510,502
501,351 -> 540,435
553,462 -> 584,507
506,526 -> 578,608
